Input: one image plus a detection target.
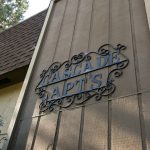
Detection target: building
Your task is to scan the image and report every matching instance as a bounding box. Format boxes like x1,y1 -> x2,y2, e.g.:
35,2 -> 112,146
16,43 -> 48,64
1,0 -> 150,149
0,10 -> 47,149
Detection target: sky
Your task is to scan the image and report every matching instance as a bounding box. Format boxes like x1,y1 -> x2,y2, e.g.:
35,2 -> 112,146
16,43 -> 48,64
24,0 -> 50,19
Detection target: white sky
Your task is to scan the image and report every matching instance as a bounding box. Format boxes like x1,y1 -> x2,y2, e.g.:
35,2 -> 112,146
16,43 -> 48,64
24,0 -> 50,19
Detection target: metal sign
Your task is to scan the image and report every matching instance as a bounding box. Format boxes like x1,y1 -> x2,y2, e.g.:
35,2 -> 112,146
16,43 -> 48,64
35,44 -> 129,113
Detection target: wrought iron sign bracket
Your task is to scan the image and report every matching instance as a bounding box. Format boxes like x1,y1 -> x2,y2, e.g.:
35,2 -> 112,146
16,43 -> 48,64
35,44 -> 129,113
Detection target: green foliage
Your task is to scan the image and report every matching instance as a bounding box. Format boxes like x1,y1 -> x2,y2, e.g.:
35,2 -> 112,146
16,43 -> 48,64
0,0 -> 29,32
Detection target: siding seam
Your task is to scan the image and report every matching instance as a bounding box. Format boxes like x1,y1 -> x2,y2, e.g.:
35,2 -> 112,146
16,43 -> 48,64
31,116 -> 41,150
108,0 -> 112,149
128,0 -> 147,149
78,0 -> 95,149
51,0 -> 69,149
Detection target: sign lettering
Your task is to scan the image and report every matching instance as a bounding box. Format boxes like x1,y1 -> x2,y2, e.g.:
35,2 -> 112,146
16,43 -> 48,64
35,44 -> 129,113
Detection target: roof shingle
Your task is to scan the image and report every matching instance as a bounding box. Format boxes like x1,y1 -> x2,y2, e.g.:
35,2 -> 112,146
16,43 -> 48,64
0,10 -> 47,76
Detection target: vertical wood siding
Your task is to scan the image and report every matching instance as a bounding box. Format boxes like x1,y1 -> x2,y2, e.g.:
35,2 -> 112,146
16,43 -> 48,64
9,0 -> 150,149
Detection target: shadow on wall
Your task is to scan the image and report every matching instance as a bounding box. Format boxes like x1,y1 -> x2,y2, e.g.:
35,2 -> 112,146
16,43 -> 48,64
28,95 -> 147,150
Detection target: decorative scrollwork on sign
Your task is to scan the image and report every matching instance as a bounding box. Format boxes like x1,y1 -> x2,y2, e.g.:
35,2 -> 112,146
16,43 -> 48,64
35,44 -> 129,113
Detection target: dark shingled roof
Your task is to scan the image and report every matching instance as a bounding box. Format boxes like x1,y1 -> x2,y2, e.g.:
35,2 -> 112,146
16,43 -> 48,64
0,10 -> 47,76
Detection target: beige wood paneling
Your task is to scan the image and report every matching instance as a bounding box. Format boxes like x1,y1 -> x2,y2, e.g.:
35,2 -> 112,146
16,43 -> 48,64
90,0 -> 109,48
82,102 -> 108,150
110,0 -> 137,98
111,96 -> 142,150
33,113 -> 58,150
82,0 -> 109,149
110,0 -> 142,149
142,92 -> 150,149
57,0 -> 94,149
56,109 -> 81,150
129,1 -> 150,148
25,118 -> 38,150
30,1 -> 69,149
45,0 -> 83,149
131,0 -> 150,92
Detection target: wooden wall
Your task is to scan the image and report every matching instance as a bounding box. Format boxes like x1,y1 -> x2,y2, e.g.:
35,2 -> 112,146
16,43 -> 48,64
8,0 -> 150,149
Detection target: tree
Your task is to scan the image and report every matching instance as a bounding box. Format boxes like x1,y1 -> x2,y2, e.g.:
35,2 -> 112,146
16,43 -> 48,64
0,0 -> 28,32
